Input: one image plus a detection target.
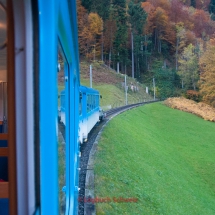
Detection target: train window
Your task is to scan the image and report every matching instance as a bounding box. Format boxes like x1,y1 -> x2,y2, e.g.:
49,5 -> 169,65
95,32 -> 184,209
79,92 -> 82,115
96,95 -> 98,108
92,95 -> 94,109
87,94 -> 90,113
57,45 -> 67,214
93,95 -> 96,109
91,95 -> 93,110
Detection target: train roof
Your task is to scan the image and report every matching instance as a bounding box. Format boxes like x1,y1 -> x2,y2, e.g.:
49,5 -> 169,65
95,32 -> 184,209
80,85 -> 99,94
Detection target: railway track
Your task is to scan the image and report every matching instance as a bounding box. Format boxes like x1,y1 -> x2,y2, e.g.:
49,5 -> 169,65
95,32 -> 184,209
78,100 -> 157,215
105,100 -> 157,117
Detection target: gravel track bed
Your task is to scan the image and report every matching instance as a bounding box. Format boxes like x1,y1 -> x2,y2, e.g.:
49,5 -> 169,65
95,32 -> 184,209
78,119 -> 107,215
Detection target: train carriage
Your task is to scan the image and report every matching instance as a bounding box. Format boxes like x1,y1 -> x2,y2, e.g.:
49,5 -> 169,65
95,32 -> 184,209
59,85 -> 103,144
79,86 -> 100,143
0,0 -> 80,214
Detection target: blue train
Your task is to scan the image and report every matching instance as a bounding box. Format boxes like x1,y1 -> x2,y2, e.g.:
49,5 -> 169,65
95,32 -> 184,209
0,0 -> 87,214
59,86 -> 104,144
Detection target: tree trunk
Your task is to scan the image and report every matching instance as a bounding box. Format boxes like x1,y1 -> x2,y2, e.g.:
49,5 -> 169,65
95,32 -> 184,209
145,35 -> 148,70
163,60 -> 166,69
154,29 -> 157,50
109,50 -> 111,68
131,31 -> 134,78
175,37 -> 179,71
101,31 -> 104,62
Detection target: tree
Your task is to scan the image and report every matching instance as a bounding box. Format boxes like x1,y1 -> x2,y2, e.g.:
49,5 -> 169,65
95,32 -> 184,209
112,0 -> 128,72
77,3 -> 103,60
178,44 -> 199,90
199,39 -> 215,107
88,13 -> 103,60
103,19 -> 117,66
175,23 -> 185,71
128,0 -> 147,78
193,9 -> 211,38
145,60 -> 176,99
77,0 -> 92,57
169,0 -> 184,23
151,7 -> 171,53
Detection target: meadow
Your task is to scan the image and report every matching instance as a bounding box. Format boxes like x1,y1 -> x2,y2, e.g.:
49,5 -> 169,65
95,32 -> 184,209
94,102 -> 215,215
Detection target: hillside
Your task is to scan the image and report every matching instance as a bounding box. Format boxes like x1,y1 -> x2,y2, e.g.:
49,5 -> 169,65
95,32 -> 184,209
80,61 -> 153,110
95,103 -> 215,214
77,0 -> 215,107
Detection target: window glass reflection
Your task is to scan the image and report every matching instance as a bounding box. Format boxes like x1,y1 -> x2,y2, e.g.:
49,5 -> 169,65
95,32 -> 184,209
58,45 -> 66,215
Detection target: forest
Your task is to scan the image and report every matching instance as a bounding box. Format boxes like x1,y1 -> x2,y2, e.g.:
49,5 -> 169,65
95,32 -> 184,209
77,0 -> 215,107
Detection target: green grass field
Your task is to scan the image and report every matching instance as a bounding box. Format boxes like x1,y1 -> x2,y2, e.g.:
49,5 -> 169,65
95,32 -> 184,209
94,102 -> 215,215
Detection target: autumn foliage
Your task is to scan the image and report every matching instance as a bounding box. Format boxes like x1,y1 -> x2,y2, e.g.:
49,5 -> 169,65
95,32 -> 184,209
199,38 -> 215,107
186,90 -> 200,102
164,97 -> 215,122
77,0 -> 215,108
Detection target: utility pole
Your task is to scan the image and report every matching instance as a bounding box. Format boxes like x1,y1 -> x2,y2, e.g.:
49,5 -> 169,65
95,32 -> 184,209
90,65 -> 92,88
153,77 -> 155,100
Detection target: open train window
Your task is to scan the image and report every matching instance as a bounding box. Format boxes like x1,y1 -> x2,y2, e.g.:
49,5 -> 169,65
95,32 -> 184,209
57,44 -> 67,214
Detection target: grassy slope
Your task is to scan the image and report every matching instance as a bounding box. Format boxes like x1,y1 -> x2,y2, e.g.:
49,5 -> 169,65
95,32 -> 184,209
80,61 -> 152,110
94,103 -> 215,215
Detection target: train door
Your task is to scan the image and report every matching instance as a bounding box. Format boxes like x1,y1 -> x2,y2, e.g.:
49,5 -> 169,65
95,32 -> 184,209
0,0 -> 80,214
39,0 -> 80,214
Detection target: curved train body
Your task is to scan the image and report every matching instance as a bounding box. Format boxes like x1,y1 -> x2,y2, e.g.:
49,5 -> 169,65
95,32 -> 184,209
79,86 -> 100,143
59,85 -> 104,144
0,0 -> 81,214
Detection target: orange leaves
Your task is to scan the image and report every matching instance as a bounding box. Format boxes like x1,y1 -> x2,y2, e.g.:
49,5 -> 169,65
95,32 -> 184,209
164,97 -> 215,121
199,39 -> 215,107
103,19 -> 117,52
146,0 -> 170,11
141,2 -> 155,34
77,0 -> 103,59
88,13 -> 103,36
152,7 -> 168,30
193,9 -> 211,37
141,2 -> 155,14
